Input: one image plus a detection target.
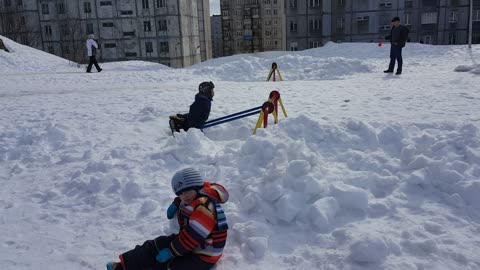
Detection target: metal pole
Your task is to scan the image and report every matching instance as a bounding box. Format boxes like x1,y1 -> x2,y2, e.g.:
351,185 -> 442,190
469,0 -> 473,48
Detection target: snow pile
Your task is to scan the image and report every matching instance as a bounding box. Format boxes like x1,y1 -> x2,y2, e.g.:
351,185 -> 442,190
0,35 -> 78,73
1,37 -> 480,270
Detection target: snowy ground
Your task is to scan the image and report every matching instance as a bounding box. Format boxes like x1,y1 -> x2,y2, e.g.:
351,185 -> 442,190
1,36 -> 480,270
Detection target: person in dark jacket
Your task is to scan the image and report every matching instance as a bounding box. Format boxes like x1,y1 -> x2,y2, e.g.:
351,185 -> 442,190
169,81 -> 214,132
384,17 -> 409,75
106,167 -> 229,270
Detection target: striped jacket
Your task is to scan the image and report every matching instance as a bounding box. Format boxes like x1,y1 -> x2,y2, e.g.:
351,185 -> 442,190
169,182 -> 229,264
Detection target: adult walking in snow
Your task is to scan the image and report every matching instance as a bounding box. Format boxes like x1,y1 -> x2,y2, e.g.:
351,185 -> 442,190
106,167 -> 229,270
86,34 -> 102,73
384,17 -> 409,75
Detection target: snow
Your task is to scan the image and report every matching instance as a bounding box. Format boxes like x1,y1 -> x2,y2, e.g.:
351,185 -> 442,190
1,34 -> 480,270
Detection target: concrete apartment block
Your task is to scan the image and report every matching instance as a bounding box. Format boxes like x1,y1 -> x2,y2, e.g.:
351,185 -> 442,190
0,0 -> 213,68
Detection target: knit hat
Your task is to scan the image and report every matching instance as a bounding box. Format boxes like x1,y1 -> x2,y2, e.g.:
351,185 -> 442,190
198,81 -> 215,99
171,168 -> 204,195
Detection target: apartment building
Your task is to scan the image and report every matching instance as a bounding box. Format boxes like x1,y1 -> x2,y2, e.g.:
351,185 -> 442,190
220,0 -> 479,55
0,0 -> 213,68
211,14 -> 224,58
220,0 -> 286,56
198,0 -> 213,61
286,0 -> 480,51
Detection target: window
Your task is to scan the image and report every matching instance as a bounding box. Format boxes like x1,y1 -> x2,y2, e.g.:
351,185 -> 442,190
265,20 -> 272,26
421,12 -> 437,24
56,3 -> 65,14
156,0 -> 166,8
336,17 -> 345,29
42,3 -> 49,14
380,2 -> 392,8
144,21 -> 151,32
125,52 -> 137,57
422,35 -> 432,44
20,16 -> 25,25
309,0 -> 320,7
61,24 -> 69,35
158,20 -> 168,31
309,41 -> 321,48
145,41 -> 153,53
5,0 -> 11,7
84,2 -> 91,13
290,20 -> 297,31
337,0 -> 344,7
16,0 -> 21,6
123,31 -> 135,37
104,43 -> 116,48
405,1 -> 413,8
222,10 -> 229,17
142,0 -> 149,9
404,13 -> 411,25
473,32 -> 480,43
448,32 -> 456,45
264,0 -> 270,4
121,10 -> 133,15
45,25 -> 52,35
289,0 -> 296,8
102,22 -> 114,27
449,10 -> 458,23
309,18 -> 321,30
265,40 -> 271,46
48,46 -> 54,54
86,23 -> 93,34
473,10 -> 480,21
160,41 -> 169,52
100,1 -> 112,6
63,45 -> 70,54
265,30 -> 271,36
290,42 -> 298,51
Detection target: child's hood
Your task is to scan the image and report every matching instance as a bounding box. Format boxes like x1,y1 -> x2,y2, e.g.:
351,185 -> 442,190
200,182 -> 229,204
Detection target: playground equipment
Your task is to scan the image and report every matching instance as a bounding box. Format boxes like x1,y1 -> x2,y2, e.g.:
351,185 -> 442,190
266,62 -> 283,82
202,91 -> 287,135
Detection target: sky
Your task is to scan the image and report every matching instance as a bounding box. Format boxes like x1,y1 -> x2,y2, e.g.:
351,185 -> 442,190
1,35 -> 480,270
210,0 -> 220,15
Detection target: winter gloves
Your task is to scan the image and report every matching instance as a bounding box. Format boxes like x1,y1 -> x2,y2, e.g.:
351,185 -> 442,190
155,248 -> 172,263
167,197 -> 181,219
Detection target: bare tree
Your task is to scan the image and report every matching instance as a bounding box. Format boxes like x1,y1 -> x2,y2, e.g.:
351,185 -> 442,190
0,5 -> 41,49
58,16 -> 86,64
0,5 -> 22,42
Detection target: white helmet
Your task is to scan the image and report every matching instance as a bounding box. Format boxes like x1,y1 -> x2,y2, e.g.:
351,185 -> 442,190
171,168 -> 204,195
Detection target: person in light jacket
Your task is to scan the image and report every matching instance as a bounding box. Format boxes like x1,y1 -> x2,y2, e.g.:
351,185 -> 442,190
86,34 -> 102,73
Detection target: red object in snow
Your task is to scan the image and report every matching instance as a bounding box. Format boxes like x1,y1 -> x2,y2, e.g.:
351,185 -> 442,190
378,41 -> 383,47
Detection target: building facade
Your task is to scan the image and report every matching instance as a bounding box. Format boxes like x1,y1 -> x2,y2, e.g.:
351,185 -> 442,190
211,14 -> 224,58
198,0 -> 213,61
220,0 -> 287,56
0,0 -> 213,68
285,0 -> 480,51
219,0 -> 480,55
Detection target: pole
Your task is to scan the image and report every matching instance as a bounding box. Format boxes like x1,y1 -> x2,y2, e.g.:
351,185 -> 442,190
469,0 -> 473,48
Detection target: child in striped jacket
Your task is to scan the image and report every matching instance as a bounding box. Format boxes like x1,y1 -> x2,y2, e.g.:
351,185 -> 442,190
107,168 -> 229,270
